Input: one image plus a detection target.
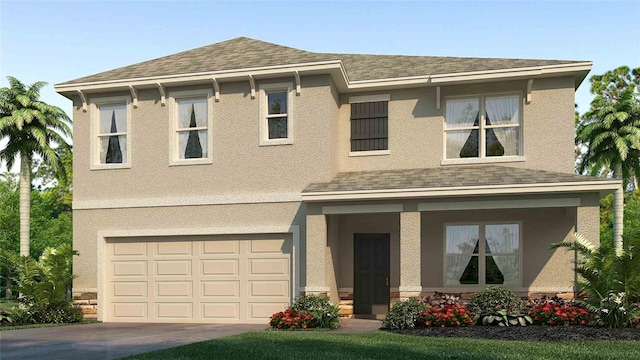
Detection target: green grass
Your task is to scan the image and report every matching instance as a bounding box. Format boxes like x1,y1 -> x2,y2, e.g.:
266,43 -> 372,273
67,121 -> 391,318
0,320 -> 100,331
124,331 -> 640,360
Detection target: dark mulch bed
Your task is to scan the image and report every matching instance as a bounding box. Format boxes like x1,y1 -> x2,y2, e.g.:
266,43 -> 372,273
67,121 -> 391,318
390,326 -> 640,341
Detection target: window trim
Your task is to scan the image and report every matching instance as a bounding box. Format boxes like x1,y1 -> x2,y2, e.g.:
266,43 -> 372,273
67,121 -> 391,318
442,91 -> 524,165
259,82 -> 294,146
168,89 -> 214,166
89,95 -> 132,170
443,221 -> 523,288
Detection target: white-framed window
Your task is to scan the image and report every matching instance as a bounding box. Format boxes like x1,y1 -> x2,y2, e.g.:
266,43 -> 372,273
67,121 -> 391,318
89,95 -> 132,170
444,222 -> 522,287
259,82 -> 293,146
444,93 -> 522,162
168,89 -> 213,166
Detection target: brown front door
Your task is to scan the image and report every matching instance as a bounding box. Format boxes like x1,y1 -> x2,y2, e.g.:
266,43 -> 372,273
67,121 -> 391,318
353,233 -> 390,316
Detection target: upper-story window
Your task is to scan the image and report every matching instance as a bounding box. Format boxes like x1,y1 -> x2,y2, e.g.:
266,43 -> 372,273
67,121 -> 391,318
349,94 -> 390,155
169,89 -> 213,165
444,223 -> 521,287
90,95 -> 132,170
444,94 -> 521,161
259,82 -> 293,146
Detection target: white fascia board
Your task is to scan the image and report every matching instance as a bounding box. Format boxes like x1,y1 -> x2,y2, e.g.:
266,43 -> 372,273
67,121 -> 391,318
301,180 -> 620,202
55,60 -> 592,96
417,198 -> 581,212
54,61 -> 345,93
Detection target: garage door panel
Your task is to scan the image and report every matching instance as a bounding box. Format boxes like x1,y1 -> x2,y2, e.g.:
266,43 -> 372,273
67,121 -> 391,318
155,260 -> 192,276
112,261 -> 148,277
156,281 -> 193,297
249,258 -> 289,276
107,234 -> 291,323
156,302 -> 193,319
113,281 -> 148,297
202,303 -> 240,319
249,280 -> 290,297
250,238 -> 287,253
201,281 -> 240,297
157,241 -> 192,256
203,240 -> 240,254
112,302 -> 148,318
201,259 -> 239,276
113,242 -> 147,256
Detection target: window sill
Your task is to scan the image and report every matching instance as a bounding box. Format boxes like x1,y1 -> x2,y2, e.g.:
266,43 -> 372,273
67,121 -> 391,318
90,163 -> 131,171
259,138 -> 293,147
169,158 -> 213,167
441,156 -> 525,166
349,150 -> 390,157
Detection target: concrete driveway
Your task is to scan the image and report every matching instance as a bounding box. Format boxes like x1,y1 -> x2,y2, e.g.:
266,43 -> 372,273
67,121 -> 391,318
0,322 -> 264,360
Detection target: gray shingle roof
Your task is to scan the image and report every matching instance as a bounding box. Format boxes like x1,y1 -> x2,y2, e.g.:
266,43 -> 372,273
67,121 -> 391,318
303,166 -> 614,193
59,37 -> 584,85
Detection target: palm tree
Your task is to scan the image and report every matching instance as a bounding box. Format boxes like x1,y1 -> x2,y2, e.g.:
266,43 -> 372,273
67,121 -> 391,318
0,76 -> 71,257
577,85 -> 640,249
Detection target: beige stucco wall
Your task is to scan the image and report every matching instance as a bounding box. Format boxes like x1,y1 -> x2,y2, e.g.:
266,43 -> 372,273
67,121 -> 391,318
71,75 -> 337,202
73,202 -> 304,290
336,77 -> 576,174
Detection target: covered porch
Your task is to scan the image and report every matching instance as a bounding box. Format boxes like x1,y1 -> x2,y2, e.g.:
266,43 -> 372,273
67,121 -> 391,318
301,166 -> 619,318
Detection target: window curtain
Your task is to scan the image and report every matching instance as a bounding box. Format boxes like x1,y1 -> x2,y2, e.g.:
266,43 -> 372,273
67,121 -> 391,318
485,96 -> 519,156
445,225 -> 479,285
177,99 -> 207,158
99,105 -> 127,163
485,224 -> 519,285
445,98 -> 479,158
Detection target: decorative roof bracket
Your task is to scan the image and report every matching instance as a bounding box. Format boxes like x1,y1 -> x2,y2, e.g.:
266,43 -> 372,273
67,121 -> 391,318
248,75 -> 256,99
156,83 -> 166,106
294,71 -> 301,96
129,85 -> 138,108
211,78 -> 220,102
77,90 -> 87,112
526,79 -> 533,104
436,86 -> 441,110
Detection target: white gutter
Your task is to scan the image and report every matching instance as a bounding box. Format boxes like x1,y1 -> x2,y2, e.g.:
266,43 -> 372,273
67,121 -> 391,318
301,180 -> 620,202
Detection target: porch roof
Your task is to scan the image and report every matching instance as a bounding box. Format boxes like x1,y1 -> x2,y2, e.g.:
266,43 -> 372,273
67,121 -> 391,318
301,165 -> 620,202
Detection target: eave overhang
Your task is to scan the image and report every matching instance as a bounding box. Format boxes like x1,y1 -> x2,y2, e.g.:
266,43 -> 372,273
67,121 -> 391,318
54,60 -> 593,99
301,180 -> 620,203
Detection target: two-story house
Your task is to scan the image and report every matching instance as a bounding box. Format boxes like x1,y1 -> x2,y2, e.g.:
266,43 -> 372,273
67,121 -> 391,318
55,37 -> 619,323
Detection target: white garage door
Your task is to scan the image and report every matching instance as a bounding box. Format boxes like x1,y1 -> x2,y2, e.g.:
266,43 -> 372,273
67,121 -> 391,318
105,234 -> 291,323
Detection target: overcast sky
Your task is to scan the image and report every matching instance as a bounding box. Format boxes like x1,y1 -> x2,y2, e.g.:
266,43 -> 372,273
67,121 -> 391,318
1,0 -> 639,170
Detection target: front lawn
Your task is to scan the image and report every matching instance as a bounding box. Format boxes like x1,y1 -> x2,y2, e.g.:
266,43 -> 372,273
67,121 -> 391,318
125,331 -> 640,360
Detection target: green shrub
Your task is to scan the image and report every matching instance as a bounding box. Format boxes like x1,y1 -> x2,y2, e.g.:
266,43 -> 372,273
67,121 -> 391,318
382,297 -> 428,330
2,244 -> 82,324
551,233 -> 640,327
467,286 -> 524,315
290,295 -> 340,329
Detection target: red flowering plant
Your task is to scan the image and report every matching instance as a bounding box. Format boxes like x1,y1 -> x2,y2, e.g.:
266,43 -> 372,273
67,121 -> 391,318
269,309 -> 317,330
418,304 -> 474,327
529,303 -> 593,326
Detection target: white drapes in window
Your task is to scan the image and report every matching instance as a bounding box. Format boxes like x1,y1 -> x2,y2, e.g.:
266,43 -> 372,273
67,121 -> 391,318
445,98 -> 479,159
99,104 -> 127,164
445,225 -> 479,285
99,104 -> 126,134
485,224 -> 520,285
485,95 -> 520,156
177,98 -> 207,129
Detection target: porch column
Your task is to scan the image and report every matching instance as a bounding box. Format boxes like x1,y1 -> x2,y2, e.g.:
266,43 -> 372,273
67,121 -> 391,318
399,211 -> 422,300
305,214 -> 328,296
